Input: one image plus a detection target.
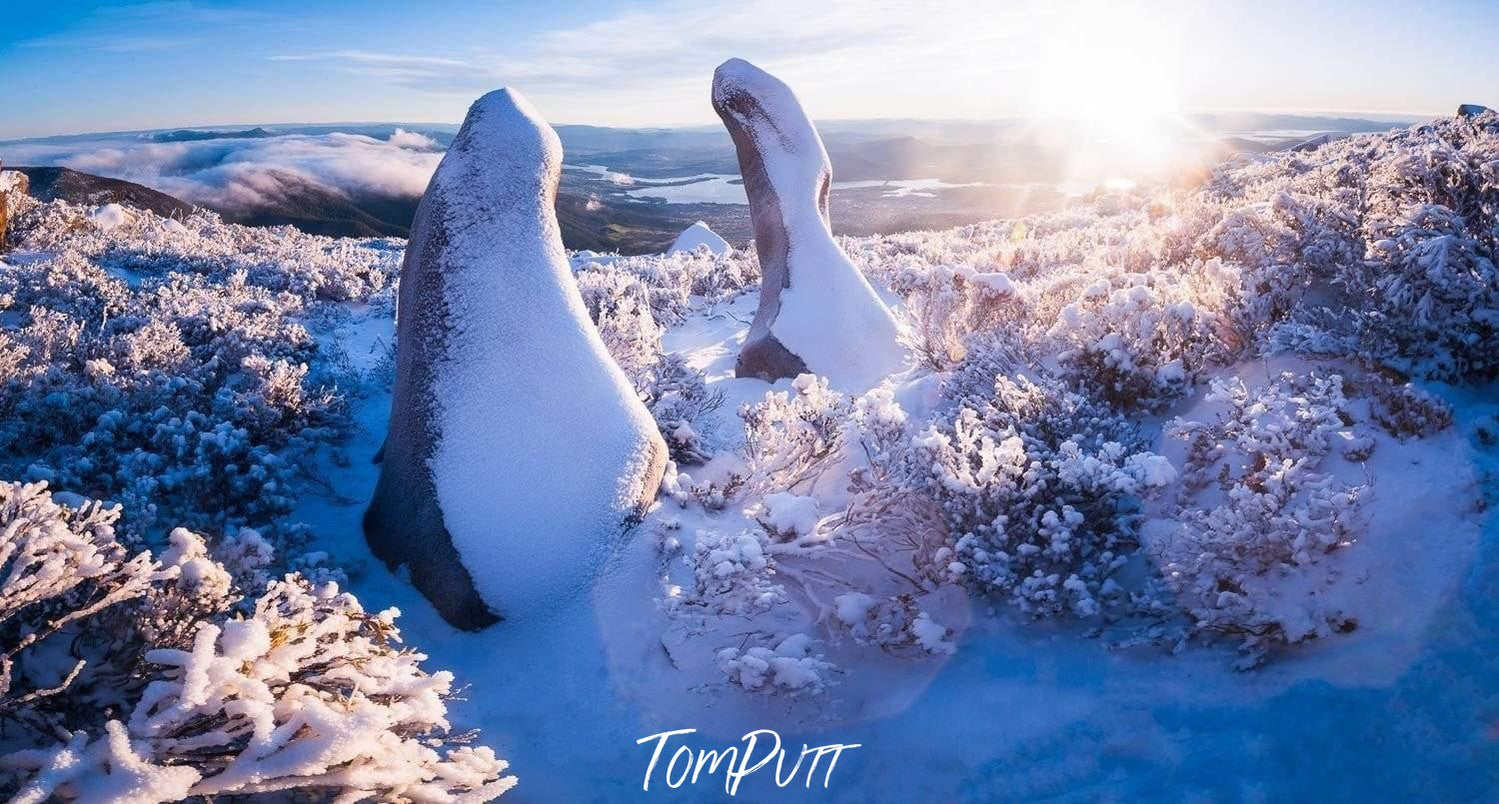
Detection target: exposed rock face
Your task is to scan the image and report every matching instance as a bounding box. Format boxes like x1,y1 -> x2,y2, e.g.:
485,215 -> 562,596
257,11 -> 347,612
365,88 -> 667,630
1458,104 -> 1493,118
712,58 -> 904,391
0,166 -> 30,252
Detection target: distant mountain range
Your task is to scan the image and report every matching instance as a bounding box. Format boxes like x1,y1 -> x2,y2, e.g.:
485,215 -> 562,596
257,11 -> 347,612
0,112 -> 1430,253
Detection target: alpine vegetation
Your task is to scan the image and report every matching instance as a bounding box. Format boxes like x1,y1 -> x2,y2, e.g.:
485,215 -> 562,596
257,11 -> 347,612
0,63 -> 1495,802
712,58 -> 906,391
365,87 -> 668,629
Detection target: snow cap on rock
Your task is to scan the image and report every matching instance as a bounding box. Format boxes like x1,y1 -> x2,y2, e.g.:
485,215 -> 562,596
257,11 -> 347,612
668,221 -> 731,256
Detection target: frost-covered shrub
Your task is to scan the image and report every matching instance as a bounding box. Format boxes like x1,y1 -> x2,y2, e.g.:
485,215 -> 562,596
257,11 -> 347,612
831,592 -> 955,655
903,372 -> 1174,618
575,267 -> 662,374
1048,261 -> 1239,410
716,634 -> 836,696
888,264 -> 1024,371
675,528 -> 783,616
1352,202 -> 1499,379
1158,371 -> 1365,664
570,247 -> 759,327
633,354 -> 723,465
0,481 -> 515,802
0,246 -> 352,546
0,482 -> 160,728
1364,371 -> 1454,439
740,374 -> 852,494
10,200 -> 399,304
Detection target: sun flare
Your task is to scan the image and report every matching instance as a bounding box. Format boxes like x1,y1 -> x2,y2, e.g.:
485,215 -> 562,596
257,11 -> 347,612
1028,2 -> 1189,180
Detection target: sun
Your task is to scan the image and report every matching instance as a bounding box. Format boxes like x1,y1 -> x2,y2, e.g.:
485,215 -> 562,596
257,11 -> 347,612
1027,2 -> 1189,180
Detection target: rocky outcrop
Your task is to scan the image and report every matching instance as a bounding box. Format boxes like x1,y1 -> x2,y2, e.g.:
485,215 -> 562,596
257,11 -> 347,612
0,166 -> 30,252
1458,104 -> 1493,118
365,88 -> 667,630
711,58 -> 903,390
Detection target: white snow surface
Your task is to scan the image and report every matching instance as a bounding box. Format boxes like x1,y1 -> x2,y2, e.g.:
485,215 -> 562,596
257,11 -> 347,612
714,58 -> 906,392
667,220 -> 731,256
419,88 -> 662,619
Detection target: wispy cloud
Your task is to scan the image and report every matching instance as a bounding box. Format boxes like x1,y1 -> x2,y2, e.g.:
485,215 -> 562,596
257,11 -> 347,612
263,0 -> 1031,122
269,51 -> 498,94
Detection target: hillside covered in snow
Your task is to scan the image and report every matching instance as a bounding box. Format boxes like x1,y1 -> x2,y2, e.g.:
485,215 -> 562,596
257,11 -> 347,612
0,106 -> 1496,800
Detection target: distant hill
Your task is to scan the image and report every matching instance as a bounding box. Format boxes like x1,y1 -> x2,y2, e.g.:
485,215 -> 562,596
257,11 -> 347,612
13,164 -> 687,252
149,127 -> 277,143
14,166 -> 197,218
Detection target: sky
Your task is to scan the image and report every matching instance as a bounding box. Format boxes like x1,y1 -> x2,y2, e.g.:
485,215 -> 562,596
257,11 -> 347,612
3,0 -> 1498,140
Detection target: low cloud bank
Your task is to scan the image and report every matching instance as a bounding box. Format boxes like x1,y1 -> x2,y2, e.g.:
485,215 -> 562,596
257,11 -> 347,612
0,129 -> 446,211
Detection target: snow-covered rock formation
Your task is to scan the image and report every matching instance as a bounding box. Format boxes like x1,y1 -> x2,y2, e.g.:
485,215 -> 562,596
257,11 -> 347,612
365,87 -> 668,629
668,220 -> 730,255
0,166 -> 29,250
1458,103 -> 1492,118
711,58 -> 904,391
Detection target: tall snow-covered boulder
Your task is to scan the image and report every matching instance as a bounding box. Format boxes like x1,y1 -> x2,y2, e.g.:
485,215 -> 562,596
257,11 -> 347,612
1458,103 -> 1493,118
0,166 -> 29,251
711,58 -> 903,391
365,88 -> 668,630
668,220 -> 731,256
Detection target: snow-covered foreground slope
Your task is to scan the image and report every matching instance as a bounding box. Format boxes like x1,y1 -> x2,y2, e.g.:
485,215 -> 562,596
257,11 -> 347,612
302,293 -> 1494,800
1,111 -> 1498,800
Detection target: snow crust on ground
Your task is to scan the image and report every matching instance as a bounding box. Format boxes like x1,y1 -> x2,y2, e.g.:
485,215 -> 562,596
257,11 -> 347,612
420,88 -> 662,619
668,220 -> 731,256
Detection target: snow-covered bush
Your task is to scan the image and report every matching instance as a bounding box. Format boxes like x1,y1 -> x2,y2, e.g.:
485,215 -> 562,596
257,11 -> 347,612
9,199 -> 399,304
716,634 -> 836,696
900,372 -> 1174,618
1156,371 -> 1366,665
575,267 -> 662,374
888,263 -> 1024,371
633,353 -> 723,465
571,246 -> 759,327
0,212 -> 375,548
675,528 -> 784,616
1365,372 -> 1453,439
740,374 -> 852,494
1048,261 -> 1239,411
1352,202 -> 1499,379
0,481 -> 515,802
831,592 -> 955,655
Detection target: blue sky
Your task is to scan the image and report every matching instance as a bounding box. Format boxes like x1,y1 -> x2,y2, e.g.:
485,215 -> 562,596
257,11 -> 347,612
3,0 -> 1498,140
